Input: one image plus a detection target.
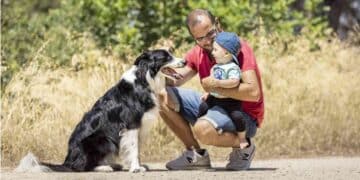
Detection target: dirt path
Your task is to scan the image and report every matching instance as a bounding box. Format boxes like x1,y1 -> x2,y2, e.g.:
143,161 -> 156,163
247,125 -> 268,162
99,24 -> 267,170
1,157 -> 360,180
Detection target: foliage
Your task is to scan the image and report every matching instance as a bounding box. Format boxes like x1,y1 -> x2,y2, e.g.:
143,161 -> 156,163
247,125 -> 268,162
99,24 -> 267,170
2,0 -> 332,90
1,0 -> 84,90
79,0 -> 191,55
80,0 -> 330,47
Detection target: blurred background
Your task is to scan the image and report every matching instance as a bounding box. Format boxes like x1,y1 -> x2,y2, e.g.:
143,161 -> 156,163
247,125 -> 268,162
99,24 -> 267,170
1,0 -> 360,166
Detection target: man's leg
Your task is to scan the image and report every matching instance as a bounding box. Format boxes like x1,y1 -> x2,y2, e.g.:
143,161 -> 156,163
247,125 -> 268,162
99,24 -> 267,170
193,105 -> 258,170
158,87 -> 211,170
193,106 -> 257,145
160,91 -> 244,148
158,88 -> 200,150
193,119 -> 240,147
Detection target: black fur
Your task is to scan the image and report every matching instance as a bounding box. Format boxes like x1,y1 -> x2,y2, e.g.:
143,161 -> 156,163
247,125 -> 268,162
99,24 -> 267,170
38,49 -> 174,172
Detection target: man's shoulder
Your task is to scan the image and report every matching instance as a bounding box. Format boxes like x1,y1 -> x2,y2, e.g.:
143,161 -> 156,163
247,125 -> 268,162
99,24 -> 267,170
238,39 -> 257,71
240,40 -> 253,52
185,45 -> 205,64
186,45 -> 203,55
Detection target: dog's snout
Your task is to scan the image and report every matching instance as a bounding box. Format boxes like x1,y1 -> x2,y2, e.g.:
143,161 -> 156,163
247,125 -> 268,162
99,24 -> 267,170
168,57 -> 186,68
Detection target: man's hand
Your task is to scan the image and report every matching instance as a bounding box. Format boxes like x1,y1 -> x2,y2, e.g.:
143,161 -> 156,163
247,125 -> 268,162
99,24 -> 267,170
165,66 -> 197,87
201,76 -> 219,92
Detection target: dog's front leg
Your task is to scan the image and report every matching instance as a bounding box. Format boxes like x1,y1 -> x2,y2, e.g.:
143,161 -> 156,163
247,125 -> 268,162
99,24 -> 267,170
121,129 -> 147,173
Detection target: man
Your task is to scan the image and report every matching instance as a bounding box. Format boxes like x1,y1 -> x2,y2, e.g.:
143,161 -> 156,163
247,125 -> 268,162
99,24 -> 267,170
159,9 -> 264,170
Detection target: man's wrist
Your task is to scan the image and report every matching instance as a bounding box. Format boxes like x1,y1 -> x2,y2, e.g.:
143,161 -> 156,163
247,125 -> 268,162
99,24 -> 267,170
207,78 -> 219,92
210,78 -> 219,88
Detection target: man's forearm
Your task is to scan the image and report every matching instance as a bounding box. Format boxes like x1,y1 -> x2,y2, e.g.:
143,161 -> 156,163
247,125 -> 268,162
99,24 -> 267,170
215,78 -> 240,88
213,82 -> 260,102
165,66 -> 197,87
202,70 -> 261,102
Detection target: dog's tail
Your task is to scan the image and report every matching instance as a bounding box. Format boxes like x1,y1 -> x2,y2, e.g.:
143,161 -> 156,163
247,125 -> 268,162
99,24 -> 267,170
14,152 -> 73,172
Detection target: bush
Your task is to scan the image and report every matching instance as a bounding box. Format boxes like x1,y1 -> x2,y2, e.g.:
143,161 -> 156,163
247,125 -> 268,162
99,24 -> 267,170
1,0 -> 85,90
1,0 -> 332,90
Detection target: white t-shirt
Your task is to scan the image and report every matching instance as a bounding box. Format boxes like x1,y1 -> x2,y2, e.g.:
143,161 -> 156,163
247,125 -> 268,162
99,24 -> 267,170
210,62 -> 241,98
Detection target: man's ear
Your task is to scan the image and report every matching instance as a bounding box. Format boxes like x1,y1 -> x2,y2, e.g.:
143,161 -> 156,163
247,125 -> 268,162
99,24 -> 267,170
215,17 -> 223,32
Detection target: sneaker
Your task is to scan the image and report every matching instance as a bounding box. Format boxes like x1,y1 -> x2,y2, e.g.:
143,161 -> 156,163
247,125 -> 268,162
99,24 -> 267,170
226,139 -> 255,170
165,149 -> 211,170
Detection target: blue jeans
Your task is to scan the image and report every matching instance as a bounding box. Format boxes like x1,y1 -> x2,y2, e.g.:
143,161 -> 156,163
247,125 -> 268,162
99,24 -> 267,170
167,87 -> 257,138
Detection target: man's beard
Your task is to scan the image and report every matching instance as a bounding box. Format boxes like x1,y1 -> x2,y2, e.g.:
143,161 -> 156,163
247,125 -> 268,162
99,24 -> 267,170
196,40 -> 215,60
203,47 -> 215,61
198,43 -> 213,54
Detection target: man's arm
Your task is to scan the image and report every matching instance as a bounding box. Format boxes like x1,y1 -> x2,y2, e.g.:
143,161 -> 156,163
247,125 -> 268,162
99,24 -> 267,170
214,78 -> 240,88
201,70 -> 260,102
166,66 -> 197,86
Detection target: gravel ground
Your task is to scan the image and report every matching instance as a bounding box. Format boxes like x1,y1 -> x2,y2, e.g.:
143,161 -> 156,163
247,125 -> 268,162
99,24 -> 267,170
1,157 -> 360,180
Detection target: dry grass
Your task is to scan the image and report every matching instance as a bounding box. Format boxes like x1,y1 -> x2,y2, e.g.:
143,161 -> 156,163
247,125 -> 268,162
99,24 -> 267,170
1,36 -> 360,167
255,36 -> 360,159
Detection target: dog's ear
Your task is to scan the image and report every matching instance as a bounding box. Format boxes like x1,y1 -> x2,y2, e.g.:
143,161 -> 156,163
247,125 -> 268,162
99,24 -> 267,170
134,51 -> 150,66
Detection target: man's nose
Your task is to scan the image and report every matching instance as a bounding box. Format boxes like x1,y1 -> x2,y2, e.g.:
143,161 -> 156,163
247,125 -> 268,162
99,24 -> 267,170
204,38 -> 213,46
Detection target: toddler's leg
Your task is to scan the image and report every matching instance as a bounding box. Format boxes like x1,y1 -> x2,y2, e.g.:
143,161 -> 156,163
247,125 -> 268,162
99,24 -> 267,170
198,101 -> 210,118
230,111 -> 249,149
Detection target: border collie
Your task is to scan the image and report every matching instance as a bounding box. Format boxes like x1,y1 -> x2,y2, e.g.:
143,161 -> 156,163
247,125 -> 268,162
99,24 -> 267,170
15,49 -> 183,173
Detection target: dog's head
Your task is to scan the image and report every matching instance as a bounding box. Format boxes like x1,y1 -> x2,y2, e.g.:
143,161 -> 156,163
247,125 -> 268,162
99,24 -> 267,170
134,49 -> 183,80
133,49 -> 183,91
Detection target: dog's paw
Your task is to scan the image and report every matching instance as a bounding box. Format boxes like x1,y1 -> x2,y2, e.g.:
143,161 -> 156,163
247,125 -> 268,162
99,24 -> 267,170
129,165 -> 148,173
94,165 -> 114,172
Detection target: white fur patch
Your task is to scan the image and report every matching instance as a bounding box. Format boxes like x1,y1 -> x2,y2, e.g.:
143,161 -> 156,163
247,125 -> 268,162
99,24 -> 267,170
140,106 -> 159,140
122,66 -> 137,83
146,71 -> 156,91
146,70 -> 166,94
119,129 -> 141,172
94,165 -> 114,172
14,152 -> 52,172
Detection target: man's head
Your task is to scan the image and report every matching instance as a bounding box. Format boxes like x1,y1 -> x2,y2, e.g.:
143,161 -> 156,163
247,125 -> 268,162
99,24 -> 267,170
186,9 -> 222,52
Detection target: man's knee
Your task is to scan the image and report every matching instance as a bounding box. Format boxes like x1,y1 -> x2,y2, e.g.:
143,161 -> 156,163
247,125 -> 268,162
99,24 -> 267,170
158,88 -> 179,112
193,119 -> 217,145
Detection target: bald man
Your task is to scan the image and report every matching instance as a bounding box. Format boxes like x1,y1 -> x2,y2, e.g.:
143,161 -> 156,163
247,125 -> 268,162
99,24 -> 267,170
159,9 -> 264,171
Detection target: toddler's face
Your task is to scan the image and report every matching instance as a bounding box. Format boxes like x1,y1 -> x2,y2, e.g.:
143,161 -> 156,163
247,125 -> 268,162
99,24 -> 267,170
212,42 -> 232,64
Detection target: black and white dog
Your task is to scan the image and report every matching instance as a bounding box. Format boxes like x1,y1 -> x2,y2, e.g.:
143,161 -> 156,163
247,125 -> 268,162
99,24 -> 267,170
15,49 -> 183,173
